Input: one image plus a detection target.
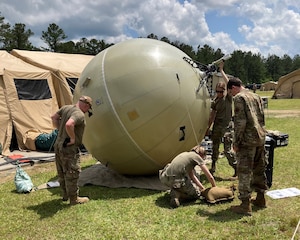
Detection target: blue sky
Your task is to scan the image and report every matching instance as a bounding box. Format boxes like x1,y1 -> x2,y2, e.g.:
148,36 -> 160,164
206,12 -> 242,43
1,0 -> 300,57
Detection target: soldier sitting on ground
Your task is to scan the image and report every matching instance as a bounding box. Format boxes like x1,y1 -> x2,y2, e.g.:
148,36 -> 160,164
159,146 -> 216,208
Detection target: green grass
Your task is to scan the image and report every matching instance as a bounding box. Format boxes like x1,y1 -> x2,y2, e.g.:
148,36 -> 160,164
258,90 -> 300,110
0,94 -> 300,240
257,90 -> 275,98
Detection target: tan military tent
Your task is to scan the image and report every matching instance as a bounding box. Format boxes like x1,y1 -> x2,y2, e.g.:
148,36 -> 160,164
261,81 -> 277,91
0,51 -> 59,156
11,50 -> 94,107
273,69 -> 300,99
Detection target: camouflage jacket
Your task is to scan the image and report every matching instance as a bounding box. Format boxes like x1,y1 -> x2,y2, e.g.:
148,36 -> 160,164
233,89 -> 266,147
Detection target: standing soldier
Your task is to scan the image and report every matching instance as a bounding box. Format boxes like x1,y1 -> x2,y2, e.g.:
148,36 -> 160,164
206,61 -> 237,178
227,78 -> 268,216
51,96 -> 93,205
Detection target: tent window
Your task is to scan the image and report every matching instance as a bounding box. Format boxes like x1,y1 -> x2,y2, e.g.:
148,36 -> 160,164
66,77 -> 78,94
14,78 -> 52,100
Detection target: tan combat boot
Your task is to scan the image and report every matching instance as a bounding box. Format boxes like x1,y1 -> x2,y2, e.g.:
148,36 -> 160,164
70,196 -> 90,205
230,199 -> 252,216
251,192 -> 266,208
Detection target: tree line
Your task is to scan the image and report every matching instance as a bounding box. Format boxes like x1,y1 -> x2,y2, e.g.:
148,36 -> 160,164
1,13 -> 300,85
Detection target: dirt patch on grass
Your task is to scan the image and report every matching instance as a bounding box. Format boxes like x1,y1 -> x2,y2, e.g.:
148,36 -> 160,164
0,161 -> 56,185
0,155 -> 92,185
265,109 -> 300,118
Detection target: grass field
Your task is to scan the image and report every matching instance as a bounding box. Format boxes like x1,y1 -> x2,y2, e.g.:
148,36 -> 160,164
0,91 -> 299,240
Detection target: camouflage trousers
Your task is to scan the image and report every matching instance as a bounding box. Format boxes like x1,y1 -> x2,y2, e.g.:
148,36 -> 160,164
211,126 -> 226,164
211,126 -> 237,171
159,165 -> 200,199
223,130 -> 237,169
236,145 -> 268,200
55,145 -> 81,199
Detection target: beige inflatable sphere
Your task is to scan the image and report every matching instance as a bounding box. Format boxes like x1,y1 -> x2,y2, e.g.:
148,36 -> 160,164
74,38 -> 211,175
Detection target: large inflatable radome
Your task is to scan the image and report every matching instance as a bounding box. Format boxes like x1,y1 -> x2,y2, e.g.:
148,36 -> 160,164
74,38 -> 211,175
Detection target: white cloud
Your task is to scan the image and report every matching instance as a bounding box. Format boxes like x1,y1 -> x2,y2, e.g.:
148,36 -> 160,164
0,0 -> 300,57
235,0 -> 300,56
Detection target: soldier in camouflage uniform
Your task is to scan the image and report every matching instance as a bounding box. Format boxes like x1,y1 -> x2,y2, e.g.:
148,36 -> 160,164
227,78 -> 268,216
159,146 -> 216,208
206,61 -> 236,177
51,96 -> 92,205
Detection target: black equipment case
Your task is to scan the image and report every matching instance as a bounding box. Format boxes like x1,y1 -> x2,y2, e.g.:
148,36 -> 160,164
265,132 -> 289,188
